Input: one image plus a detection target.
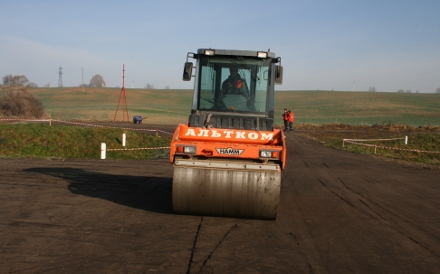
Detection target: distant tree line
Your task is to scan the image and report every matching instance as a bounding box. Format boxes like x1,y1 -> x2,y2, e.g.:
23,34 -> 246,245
77,74 -> 106,88
0,74 -> 108,89
2,73 -> 439,93
144,84 -> 170,89
145,83 -> 154,89
1,74 -> 37,87
397,89 -> 421,93
358,85 -> 440,93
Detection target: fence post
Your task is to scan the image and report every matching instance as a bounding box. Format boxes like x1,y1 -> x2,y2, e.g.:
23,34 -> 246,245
156,130 -> 159,137
101,143 -> 106,159
122,133 -> 126,147
404,136 -> 408,145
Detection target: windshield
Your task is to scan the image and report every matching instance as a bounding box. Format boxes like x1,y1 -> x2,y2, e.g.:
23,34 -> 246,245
194,56 -> 272,113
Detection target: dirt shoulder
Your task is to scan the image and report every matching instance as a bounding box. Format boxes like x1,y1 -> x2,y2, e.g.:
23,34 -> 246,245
290,123 -> 440,171
290,123 -> 440,139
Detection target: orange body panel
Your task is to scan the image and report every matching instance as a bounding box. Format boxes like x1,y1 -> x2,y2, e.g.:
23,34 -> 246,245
170,124 -> 286,170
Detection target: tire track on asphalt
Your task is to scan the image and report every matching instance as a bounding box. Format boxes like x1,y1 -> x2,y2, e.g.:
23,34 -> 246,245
286,231 -> 314,273
336,177 -> 440,259
187,217 -> 203,274
317,176 -> 440,259
197,223 -> 239,273
316,177 -> 378,221
279,198 -> 329,274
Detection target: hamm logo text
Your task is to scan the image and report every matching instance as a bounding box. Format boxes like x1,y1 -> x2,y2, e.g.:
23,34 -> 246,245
216,148 -> 244,156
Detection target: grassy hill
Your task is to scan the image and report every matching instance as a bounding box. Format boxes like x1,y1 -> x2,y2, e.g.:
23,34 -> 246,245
278,90 -> 440,126
19,87 -> 440,126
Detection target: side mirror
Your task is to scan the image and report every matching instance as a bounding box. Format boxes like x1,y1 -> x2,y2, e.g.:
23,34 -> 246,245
274,65 -> 283,85
183,62 -> 193,81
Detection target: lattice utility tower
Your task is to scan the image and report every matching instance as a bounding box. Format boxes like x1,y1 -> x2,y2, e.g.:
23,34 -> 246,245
58,67 -> 63,87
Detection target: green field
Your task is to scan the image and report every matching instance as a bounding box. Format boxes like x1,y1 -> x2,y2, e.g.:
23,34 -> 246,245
0,123 -> 170,160
277,90 -> 440,126
7,87 -> 440,126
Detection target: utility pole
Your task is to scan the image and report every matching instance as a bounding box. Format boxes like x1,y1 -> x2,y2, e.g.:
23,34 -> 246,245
82,68 -> 84,93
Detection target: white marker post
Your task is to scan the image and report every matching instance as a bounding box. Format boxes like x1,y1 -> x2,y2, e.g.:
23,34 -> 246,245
122,133 -> 126,147
101,143 -> 106,159
404,136 -> 408,145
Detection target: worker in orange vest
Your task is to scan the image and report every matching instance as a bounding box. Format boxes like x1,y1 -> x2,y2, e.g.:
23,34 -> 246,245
282,109 -> 289,131
287,110 -> 294,131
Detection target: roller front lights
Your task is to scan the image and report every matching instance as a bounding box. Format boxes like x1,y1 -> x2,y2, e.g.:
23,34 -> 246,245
176,145 -> 197,155
259,149 -> 280,159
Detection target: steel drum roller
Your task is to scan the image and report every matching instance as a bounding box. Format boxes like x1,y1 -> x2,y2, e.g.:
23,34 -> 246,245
172,166 -> 281,219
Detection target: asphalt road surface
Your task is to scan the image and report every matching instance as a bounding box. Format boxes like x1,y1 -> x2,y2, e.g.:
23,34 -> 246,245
1,124 -> 439,273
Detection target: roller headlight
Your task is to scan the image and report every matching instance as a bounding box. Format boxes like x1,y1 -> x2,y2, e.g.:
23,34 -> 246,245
260,149 -> 280,159
257,51 -> 268,58
176,145 -> 196,155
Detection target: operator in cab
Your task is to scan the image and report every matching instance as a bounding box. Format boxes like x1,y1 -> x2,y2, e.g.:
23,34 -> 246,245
221,67 -> 249,98
215,66 -> 255,111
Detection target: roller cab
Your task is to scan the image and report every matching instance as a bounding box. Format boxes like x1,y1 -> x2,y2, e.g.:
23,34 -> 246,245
171,48 -> 285,219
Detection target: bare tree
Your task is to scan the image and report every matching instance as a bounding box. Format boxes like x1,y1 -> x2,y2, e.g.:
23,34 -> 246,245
2,75 -> 10,85
145,83 -> 154,89
436,87 -> 440,93
368,86 -> 376,92
2,74 -> 29,86
397,89 -> 405,93
89,74 -> 106,87
12,75 -> 29,86
406,89 -> 412,93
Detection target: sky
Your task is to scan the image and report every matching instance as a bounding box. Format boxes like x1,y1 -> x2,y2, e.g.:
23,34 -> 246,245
1,0 -> 439,93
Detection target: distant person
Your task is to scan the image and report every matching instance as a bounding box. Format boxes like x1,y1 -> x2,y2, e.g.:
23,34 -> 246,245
282,109 -> 288,131
287,110 -> 294,131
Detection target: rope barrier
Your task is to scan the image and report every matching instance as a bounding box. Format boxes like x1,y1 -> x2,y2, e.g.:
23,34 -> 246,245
106,147 -> 171,151
343,137 -> 439,154
100,144 -> 170,159
0,118 -> 174,135
344,137 -> 406,142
